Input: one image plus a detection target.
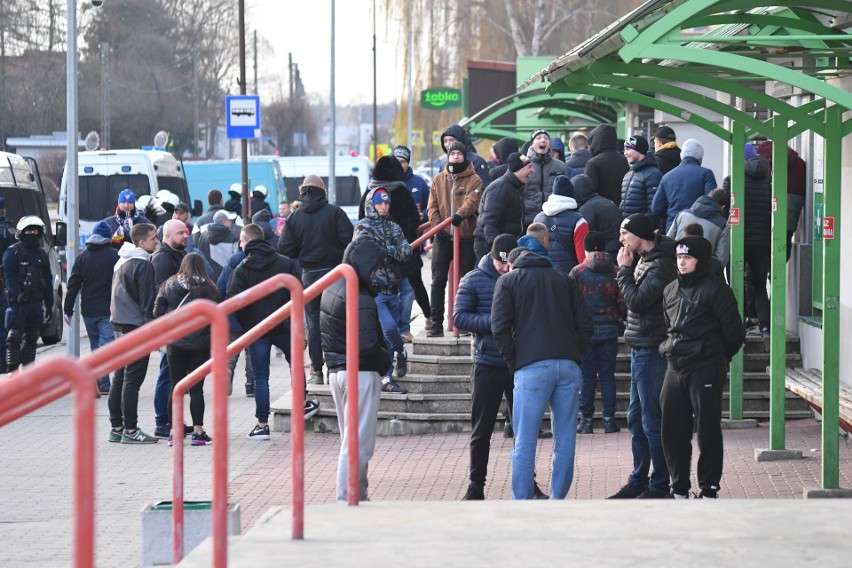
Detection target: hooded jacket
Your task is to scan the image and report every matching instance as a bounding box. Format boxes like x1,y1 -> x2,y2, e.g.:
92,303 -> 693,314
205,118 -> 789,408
651,156 -> 717,231
64,234 -> 119,318
473,169 -> 525,247
227,239 -> 300,337
439,124 -> 490,186
224,192 -> 242,215
757,141 -> 807,233
110,242 -> 156,329
278,185 -> 354,271
194,223 -> 239,280
653,142 -> 681,175
620,154 -> 663,218
320,238 -> 391,375
491,249 -> 593,372
569,251 -> 625,330
523,148 -> 569,228
660,256 -> 745,371
151,242 -> 187,289
427,161 -> 482,240
362,179 -> 422,278
153,275 -> 219,351
488,137 -> 520,181
584,125 -> 630,205
535,194 -> 589,275
250,192 -> 271,217
617,233 -> 678,348
723,155 -> 771,254
353,187 -> 413,295
453,255 -> 507,369
401,167 -> 430,223
667,195 -> 730,265
573,174 -> 623,254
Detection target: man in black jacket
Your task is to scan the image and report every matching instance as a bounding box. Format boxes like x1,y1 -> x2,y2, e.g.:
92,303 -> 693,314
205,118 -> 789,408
230,224 -> 317,440
609,213 -> 677,499
660,236 -> 744,499
573,174 -> 623,254
652,126 -> 681,176
473,153 -> 532,261
492,247 -> 593,500
279,175 -> 354,385
584,124 -> 629,206
64,220 -> 120,394
320,237 -> 391,502
619,134 -> 662,219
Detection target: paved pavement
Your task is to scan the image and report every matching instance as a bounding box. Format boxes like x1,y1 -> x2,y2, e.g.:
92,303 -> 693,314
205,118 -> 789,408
1,282 -> 851,567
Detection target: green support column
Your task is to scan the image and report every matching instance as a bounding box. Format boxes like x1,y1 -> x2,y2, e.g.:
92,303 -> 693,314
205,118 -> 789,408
821,105 -> 841,489
728,122 -> 746,420
769,116 -> 789,450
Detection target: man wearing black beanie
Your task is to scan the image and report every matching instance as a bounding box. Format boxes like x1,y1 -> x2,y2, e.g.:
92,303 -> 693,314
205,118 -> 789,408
473,152 -> 533,261
608,213 -> 677,499
659,236 -> 744,499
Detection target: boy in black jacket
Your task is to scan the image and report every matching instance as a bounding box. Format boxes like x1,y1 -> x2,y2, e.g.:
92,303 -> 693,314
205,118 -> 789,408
660,236 -> 745,499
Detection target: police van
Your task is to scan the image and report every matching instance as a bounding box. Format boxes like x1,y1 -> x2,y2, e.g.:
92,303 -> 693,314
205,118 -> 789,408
276,155 -> 372,223
59,148 -> 196,247
0,151 -> 67,345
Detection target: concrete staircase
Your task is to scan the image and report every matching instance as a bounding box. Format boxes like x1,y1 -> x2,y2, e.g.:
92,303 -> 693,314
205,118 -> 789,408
271,334 -> 810,435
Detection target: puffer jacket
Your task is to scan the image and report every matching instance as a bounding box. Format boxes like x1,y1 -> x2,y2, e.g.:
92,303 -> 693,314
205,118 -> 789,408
568,251 -> 625,329
534,195 -> 588,275
619,155 -> 663,218
660,263 -> 745,371
153,275 -> 219,351
427,161 -> 482,240
320,237 -> 391,375
353,187 -> 413,295
453,255 -> 507,369
522,149 -> 568,228
652,156 -> 717,231
277,185 -> 354,270
584,125 -> 629,205
151,242 -> 186,289
110,243 -> 156,329
473,169 -> 525,246
573,174 -> 623,254
667,195 -> 730,265
360,179 -> 423,278
722,155 -> 771,255
439,124 -> 491,186
617,232 -> 677,348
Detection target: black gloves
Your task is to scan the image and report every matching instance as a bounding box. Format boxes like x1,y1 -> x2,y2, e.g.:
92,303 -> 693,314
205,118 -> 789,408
451,214 -> 463,227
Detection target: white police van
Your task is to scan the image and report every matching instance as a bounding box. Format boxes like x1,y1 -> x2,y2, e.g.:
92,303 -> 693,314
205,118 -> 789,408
0,151 -> 67,344
276,155 -> 372,223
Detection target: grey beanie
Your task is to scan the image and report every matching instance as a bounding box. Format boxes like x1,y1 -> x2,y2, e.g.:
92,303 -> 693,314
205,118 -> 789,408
681,139 -> 704,161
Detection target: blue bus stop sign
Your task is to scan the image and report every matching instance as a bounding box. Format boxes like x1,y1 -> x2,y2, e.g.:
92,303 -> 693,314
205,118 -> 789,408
226,95 -> 261,139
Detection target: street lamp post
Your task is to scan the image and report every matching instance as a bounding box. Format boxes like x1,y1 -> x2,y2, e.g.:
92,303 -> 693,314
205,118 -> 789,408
66,0 -> 80,357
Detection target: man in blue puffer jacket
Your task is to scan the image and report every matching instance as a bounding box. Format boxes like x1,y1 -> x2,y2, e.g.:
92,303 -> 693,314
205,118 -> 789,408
454,234 -> 516,501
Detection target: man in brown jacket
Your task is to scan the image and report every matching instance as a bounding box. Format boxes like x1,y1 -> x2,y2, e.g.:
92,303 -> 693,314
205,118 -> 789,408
426,141 -> 482,337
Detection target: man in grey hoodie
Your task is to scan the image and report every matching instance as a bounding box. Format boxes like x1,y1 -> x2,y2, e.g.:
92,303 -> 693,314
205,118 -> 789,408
523,129 -> 569,229
108,223 -> 160,444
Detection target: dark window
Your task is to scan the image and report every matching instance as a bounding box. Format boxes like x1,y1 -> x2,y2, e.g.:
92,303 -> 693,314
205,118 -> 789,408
0,187 -> 52,236
156,175 -> 191,205
283,176 -> 361,206
78,174 -> 151,221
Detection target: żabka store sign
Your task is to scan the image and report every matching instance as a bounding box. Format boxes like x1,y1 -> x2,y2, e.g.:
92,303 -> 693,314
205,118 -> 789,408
421,88 -> 462,110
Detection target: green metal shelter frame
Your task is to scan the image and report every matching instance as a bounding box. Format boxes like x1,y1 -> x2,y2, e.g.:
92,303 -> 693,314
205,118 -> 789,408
519,0 -> 852,491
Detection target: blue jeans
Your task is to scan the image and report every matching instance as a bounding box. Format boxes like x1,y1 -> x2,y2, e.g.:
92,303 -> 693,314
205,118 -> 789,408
375,292 -> 403,377
83,315 -> 116,388
248,334 -> 291,424
579,326 -> 619,419
154,352 -> 171,427
627,347 -> 669,493
512,359 -> 581,499
397,278 -> 414,334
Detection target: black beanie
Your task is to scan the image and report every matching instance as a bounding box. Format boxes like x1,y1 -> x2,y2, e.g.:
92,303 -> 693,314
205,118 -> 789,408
620,213 -> 655,241
507,152 -> 530,173
583,231 -> 607,253
447,141 -> 467,156
373,155 -> 405,182
552,175 -> 575,198
675,236 -> 711,264
624,134 -> 649,156
491,234 -> 517,262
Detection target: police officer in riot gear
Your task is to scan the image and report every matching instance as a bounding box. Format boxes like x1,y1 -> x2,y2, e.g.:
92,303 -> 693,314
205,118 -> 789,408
3,216 -> 54,372
0,198 -> 14,372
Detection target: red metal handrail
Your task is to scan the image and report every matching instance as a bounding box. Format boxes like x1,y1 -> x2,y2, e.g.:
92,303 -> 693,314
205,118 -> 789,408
412,217 -> 461,335
0,358 -> 97,568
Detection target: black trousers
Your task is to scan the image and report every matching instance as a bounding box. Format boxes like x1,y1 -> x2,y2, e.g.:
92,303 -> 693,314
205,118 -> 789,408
660,358 -> 725,496
303,267 -> 332,373
430,233 -> 475,326
469,363 -> 514,484
407,270 -> 431,319
167,345 -> 209,427
108,327 -> 150,431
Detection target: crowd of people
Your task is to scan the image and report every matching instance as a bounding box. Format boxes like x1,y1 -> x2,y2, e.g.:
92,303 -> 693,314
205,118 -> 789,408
8,121 -> 804,503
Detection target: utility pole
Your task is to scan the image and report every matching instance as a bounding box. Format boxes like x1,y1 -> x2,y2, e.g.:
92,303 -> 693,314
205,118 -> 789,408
372,0 -> 378,157
100,42 -> 110,149
329,0 -> 336,205
253,30 -> 259,155
66,0 -> 80,356
238,0 -> 250,222
193,49 -> 199,157
407,7 -> 413,151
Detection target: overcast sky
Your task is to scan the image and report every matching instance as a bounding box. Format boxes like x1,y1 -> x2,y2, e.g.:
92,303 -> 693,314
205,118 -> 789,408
248,0 -> 401,106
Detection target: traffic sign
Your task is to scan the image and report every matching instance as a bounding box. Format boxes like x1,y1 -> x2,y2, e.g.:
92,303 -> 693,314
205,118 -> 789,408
226,95 -> 261,139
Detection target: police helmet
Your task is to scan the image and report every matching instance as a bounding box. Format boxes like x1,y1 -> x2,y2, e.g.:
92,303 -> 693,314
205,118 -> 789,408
229,183 -> 242,195
16,215 -> 45,237
254,185 -> 268,197
136,195 -> 155,210
156,190 -> 180,207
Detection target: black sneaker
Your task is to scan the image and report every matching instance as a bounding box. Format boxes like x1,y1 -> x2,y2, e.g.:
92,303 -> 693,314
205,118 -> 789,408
533,483 -> 549,500
247,424 -> 270,441
426,324 -> 444,338
108,427 -> 123,443
577,417 -> 593,434
462,482 -> 484,500
245,382 -> 255,397
538,429 -> 553,439
395,349 -> 408,378
305,399 -> 320,420
607,483 -> 645,499
191,431 -> 212,446
154,425 -> 170,439
503,422 -> 514,438
698,486 -> 719,499
603,417 -> 620,433
637,488 -> 672,499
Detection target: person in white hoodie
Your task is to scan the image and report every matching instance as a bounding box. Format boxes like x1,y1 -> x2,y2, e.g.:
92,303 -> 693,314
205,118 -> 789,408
108,223 -> 160,444
533,175 -> 589,275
